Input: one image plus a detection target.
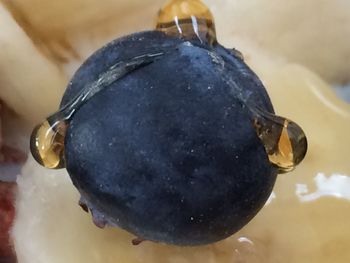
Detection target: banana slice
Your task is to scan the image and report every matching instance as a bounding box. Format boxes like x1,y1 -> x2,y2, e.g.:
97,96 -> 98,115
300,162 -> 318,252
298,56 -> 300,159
1,0 -> 349,124
210,0 -> 350,83
0,4 -> 67,124
3,0 -> 349,262
2,0 -> 163,61
13,42 -> 350,262
4,0 -> 350,83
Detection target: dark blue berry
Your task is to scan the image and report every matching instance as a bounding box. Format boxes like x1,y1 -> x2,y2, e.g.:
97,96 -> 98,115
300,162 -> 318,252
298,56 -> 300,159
62,31 -> 277,246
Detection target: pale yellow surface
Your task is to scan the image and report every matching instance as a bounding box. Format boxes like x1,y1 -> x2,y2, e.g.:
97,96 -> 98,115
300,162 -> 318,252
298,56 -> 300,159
0,3 -> 66,124
0,0 -> 163,61
210,0 -> 350,84
2,0 -> 350,83
1,0 -> 350,121
3,0 -> 349,262
13,43 -> 350,263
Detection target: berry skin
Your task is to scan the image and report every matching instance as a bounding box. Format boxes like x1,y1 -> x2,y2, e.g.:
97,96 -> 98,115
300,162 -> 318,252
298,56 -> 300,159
62,31 -> 277,246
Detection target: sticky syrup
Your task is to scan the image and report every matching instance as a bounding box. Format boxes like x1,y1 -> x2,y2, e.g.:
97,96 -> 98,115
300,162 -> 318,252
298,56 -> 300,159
156,0 -> 217,45
253,109 -> 308,173
30,120 -> 67,169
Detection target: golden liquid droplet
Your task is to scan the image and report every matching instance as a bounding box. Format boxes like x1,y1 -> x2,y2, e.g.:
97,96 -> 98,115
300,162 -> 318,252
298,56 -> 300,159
30,120 -> 67,169
253,111 -> 308,173
156,0 -> 217,45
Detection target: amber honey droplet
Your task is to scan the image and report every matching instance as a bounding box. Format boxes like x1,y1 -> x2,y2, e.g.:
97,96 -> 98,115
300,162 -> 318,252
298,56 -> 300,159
156,0 -> 217,45
30,119 -> 67,169
253,111 -> 308,173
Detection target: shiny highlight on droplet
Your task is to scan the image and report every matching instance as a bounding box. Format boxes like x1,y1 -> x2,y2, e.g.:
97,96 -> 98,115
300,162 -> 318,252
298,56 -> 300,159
156,0 -> 217,45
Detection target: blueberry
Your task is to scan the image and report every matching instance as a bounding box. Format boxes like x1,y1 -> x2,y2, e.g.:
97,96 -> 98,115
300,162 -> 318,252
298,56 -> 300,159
62,31 -> 277,246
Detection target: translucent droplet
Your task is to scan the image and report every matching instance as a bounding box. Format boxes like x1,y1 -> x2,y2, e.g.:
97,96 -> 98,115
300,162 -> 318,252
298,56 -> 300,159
30,53 -> 166,169
253,110 -> 308,173
30,120 -> 67,169
156,0 -> 217,45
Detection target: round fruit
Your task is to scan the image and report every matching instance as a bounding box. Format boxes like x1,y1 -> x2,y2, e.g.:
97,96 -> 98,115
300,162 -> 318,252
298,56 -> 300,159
62,31 -> 277,246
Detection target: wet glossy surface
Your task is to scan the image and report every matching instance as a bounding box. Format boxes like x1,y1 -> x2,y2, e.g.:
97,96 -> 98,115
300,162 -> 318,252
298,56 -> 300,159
30,120 -> 67,169
253,112 -> 307,173
156,0 -> 216,45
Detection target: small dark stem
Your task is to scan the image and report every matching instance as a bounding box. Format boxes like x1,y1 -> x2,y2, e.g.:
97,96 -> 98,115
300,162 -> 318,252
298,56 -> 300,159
132,237 -> 146,246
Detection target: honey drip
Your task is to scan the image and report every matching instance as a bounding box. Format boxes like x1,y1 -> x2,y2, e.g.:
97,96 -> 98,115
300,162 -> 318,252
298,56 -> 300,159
30,53 -> 165,169
253,109 -> 308,173
30,120 -> 68,169
156,0 -> 217,45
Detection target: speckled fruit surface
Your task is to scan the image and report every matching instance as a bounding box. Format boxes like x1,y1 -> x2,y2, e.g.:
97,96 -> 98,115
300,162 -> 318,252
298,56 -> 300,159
62,31 -> 277,246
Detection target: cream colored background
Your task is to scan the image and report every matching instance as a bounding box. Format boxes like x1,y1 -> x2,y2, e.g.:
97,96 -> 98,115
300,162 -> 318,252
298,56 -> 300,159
0,0 -> 348,262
